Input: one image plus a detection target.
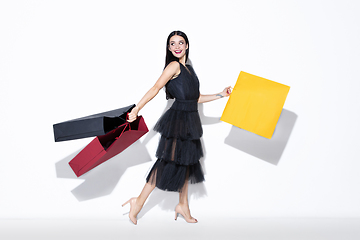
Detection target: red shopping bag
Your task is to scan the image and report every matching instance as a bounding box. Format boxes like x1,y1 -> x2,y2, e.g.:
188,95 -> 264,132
69,116 -> 148,177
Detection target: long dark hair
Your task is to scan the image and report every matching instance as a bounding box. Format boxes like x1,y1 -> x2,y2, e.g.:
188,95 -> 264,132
164,30 -> 190,99
165,30 -> 190,68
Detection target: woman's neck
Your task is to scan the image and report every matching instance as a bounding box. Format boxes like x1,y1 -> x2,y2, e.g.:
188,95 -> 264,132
178,56 -> 186,65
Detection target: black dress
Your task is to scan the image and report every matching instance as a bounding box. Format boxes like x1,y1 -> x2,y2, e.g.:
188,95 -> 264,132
146,62 -> 205,192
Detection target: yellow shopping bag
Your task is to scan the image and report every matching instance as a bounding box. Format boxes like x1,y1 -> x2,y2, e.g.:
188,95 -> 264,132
221,71 -> 290,139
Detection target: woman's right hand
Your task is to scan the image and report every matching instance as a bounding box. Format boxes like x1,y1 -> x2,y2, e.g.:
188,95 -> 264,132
127,106 -> 139,122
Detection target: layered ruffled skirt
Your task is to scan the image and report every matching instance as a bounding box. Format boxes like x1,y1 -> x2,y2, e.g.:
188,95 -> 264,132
146,99 -> 205,192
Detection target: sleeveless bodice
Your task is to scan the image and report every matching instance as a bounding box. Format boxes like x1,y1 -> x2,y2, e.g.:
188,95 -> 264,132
165,63 -> 200,101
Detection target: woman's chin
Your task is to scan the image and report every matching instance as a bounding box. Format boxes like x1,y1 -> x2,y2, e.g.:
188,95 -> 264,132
172,53 -> 185,59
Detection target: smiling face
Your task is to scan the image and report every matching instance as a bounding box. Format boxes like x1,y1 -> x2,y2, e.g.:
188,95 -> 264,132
168,35 -> 188,61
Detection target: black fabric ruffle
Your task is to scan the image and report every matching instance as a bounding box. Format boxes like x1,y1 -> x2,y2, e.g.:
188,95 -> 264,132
146,159 -> 205,192
155,136 -> 203,165
153,100 -> 203,140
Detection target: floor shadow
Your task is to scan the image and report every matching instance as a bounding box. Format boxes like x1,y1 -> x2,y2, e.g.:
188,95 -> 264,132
224,109 -> 297,165
55,140 -> 151,201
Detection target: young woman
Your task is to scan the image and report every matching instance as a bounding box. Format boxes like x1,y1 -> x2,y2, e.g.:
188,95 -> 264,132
123,30 -> 231,224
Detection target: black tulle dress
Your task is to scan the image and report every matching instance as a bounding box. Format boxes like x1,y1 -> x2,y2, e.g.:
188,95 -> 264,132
146,62 -> 205,192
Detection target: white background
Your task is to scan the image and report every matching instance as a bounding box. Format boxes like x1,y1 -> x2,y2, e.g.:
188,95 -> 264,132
1,0 -> 360,221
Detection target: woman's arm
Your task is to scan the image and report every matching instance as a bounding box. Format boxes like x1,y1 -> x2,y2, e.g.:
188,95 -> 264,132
198,86 -> 232,103
127,62 -> 180,122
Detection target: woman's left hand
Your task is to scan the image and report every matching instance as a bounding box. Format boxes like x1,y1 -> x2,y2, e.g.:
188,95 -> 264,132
221,86 -> 232,97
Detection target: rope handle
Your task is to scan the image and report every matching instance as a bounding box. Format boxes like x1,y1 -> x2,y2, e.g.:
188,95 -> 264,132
113,113 -> 132,139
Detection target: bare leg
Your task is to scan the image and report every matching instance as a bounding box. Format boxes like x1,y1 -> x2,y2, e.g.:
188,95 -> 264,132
179,176 -> 189,206
122,182 -> 155,225
175,170 -> 198,223
137,182 -> 156,206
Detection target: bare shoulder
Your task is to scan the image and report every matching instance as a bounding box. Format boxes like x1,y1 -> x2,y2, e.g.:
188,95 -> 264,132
165,61 -> 180,71
164,61 -> 180,78
153,61 -> 181,88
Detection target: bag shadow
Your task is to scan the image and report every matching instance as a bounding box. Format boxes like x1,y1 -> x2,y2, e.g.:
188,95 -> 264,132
55,140 -> 151,201
224,109 -> 298,165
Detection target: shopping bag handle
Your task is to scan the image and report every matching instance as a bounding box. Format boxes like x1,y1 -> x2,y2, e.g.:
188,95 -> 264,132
114,114 -> 131,140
